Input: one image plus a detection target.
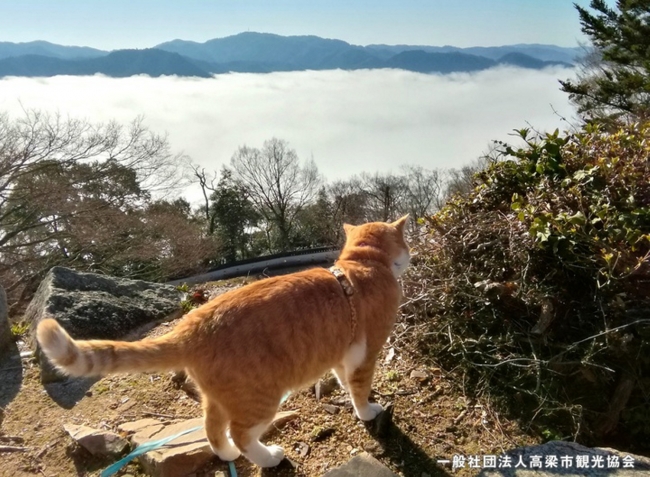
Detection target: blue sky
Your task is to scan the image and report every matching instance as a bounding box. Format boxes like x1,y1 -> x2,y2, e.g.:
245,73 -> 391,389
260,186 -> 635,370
1,0 -> 605,50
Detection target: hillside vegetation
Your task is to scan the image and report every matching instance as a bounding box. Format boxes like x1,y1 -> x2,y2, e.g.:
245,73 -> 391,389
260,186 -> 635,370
405,122 -> 650,447
403,1 -> 650,447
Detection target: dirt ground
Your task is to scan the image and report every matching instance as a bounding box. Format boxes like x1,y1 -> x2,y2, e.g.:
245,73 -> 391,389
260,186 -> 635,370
0,281 -> 541,477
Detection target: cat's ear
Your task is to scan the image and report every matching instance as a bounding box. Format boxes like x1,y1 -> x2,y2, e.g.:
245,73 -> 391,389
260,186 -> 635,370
343,223 -> 356,235
393,214 -> 409,233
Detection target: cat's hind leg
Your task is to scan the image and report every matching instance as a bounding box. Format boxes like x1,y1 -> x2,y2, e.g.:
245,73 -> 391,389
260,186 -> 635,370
228,400 -> 285,468
332,365 -> 349,391
230,419 -> 284,467
230,420 -> 285,468
203,398 -> 241,461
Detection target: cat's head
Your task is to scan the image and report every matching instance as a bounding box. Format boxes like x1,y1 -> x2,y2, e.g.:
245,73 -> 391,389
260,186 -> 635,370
342,215 -> 410,277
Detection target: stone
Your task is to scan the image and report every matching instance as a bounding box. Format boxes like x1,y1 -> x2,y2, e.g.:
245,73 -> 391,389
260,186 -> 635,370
63,423 -> 129,458
295,441 -> 310,458
324,452 -> 398,477
129,418 -> 213,477
369,403 -> 394,438
315,374 -> 339,400
171,370 -> 201,401
331,397 -> 354,409
322,403 -> 340,415
118,418 -> 166,436
478,441 -> 650,477
267,410 -> 300,431
0,285 -> 11,356
362,440 -> 389,457
410,369 -> 430,381
115,413 -> 307,476
311,427 -> 336,442
23,267 -> 182,383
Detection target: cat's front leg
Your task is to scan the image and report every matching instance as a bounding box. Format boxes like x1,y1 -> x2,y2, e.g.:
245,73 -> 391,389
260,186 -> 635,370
345,353 -> 383,421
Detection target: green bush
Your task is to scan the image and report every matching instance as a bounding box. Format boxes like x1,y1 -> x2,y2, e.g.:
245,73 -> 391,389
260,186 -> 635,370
407,122 -> 650,446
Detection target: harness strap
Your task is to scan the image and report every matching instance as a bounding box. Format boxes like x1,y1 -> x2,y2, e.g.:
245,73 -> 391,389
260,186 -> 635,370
329,266 -> 357,342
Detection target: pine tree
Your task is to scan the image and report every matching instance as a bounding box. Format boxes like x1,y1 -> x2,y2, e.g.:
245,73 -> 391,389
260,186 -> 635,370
560,0 -> 650,123
210,169 -> 258,262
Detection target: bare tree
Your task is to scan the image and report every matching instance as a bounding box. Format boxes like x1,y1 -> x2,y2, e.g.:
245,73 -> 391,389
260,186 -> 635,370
444,156 -> 492,199
0,110 -> 197,308
329,178 -> 368,227
230,138 -> 320,251
400,165 -> 445,221
188,163 -> 218,233
359,172 -> 407,222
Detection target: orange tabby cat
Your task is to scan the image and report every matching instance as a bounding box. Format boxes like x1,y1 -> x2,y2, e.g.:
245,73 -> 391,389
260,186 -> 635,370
37,216 -> 410,468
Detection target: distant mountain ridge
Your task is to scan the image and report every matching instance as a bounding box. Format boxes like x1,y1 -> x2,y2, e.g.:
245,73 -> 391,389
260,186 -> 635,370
0,49 -> 211,78
0,32 -> 579,78
0,40 -> 106,60
365,43 -> 581,64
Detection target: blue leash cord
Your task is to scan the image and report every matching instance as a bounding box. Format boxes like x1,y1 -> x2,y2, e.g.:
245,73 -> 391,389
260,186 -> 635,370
100,425 -> 204,477
100,392 -> 289,477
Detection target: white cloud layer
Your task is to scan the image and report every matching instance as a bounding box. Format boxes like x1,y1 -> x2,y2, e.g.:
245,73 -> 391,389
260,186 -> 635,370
0,67 -> 576,204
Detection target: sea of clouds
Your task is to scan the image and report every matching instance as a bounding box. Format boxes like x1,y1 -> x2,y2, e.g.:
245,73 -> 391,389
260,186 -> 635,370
0,66 -> 576,203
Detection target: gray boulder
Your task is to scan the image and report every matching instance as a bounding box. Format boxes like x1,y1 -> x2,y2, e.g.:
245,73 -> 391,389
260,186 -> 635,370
24,267 -> 182,383
0,285 -> 10,355
324,453 -> 398,477
64,423 -> 129,458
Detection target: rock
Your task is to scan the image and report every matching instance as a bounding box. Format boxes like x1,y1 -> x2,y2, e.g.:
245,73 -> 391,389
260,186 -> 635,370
295,441 -> 310,458
63,423 -> 129,458
324,452 -> 398,477
268,410 -> 300,430
0,286 -> 11,356
23,267 -> 182,383
322,403 -> 340,415
369,402 -> 393,438
311,427 -> 336,442
171,370 -> 201,401
128,418 -> 213,477
118,418 -> 166,435
477,441 -> 650,477
315,374 -> 339,400
362,441 -> 386,456
410,369 -> 430,381
331,397 -> 354,409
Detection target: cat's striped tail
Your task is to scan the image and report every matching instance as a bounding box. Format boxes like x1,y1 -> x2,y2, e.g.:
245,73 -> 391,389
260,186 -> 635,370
36,318 -> 187,377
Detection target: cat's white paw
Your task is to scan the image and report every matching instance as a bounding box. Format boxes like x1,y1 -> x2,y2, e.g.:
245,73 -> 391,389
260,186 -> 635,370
245,442 -> 285,468
210,438 -> 241,461
355,402 -> 383,421
257,444 -> 285,468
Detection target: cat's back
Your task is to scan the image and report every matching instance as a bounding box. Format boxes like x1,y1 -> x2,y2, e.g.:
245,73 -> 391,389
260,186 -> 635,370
181,267 -> 354,381
225,266 -> 343,308
187,266 -> 349,332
